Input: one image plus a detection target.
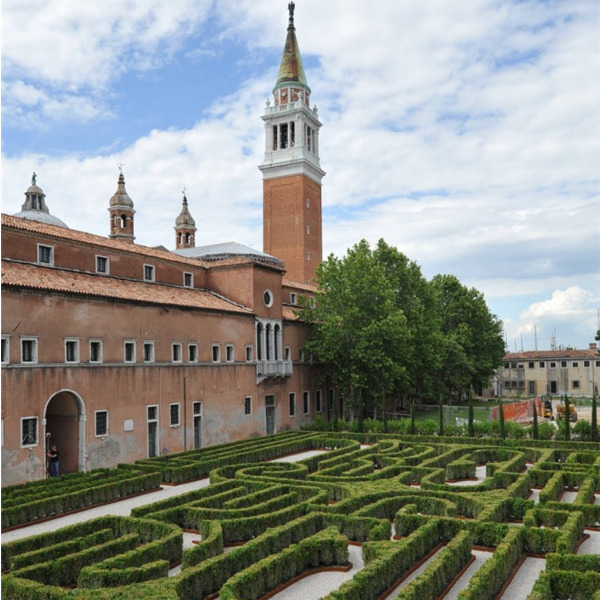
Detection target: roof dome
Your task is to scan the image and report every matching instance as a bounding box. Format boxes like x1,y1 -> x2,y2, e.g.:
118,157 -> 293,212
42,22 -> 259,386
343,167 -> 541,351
14,173 -> 69,229
175,195 -> 196,227
109,172 -> 134,208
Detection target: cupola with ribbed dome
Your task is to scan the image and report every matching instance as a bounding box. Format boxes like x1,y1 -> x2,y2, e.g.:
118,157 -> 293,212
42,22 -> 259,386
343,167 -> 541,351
108,170 -> 135,243
14,173 -> 69,228
174,192 -> 196,249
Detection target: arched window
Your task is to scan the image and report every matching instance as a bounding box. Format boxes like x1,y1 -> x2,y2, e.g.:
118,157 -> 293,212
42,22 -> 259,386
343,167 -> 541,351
256,322 -> 263,361
185,233 -> 191,244
120,214 -> 127,228
274,324 -> 281,360
265,324 -> 272,361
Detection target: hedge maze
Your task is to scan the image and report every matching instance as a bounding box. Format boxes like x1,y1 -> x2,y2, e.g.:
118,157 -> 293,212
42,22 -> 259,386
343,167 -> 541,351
2,431 -> 600,600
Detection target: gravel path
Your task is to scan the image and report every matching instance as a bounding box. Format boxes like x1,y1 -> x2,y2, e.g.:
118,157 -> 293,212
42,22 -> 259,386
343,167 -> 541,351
577,530 -> 600,555
529,489 -> 541,504
559,490 -> 578,503
447,465 -> 487,487
383,546 -> 444,599
443,550 -> 494,600
498,557 -> 545,600
266,544 -> 364,600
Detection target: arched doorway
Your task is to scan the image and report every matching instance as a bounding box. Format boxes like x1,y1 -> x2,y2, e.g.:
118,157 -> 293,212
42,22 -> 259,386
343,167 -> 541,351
44,390 -> 85,476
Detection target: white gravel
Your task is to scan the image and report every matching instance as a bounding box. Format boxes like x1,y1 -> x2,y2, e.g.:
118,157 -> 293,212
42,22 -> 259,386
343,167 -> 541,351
577,530 -> 600,555
498,557 -> 545,600
559,490 -> 578,503
443,549 -> 494,600
447,465 -> 487,487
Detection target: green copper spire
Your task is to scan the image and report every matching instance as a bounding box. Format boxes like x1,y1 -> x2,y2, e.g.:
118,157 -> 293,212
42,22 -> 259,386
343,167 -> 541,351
275,2 -> 308,89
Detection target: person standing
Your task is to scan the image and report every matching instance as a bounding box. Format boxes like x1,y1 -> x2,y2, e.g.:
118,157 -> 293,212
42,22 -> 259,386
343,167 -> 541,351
47,445 -> 60,477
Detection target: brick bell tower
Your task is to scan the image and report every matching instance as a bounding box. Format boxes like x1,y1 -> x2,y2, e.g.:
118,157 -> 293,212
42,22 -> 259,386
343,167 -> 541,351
259,2 -> 325,284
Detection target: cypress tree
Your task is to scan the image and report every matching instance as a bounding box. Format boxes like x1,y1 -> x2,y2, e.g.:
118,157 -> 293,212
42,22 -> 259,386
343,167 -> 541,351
438,395 -> 444,437
592,391 -> 598,443
468,391 -> 474,437
499,399 -> 506,439
410,401 -> 416,435
532,402 -> 539,440
564,395 -> 571,441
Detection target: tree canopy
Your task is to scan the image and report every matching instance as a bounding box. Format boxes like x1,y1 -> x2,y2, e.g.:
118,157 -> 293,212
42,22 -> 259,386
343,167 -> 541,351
300,239 -> 504,422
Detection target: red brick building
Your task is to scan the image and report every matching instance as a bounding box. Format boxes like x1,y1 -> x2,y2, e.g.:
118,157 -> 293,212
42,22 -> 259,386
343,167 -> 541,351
1,6 -> 327,484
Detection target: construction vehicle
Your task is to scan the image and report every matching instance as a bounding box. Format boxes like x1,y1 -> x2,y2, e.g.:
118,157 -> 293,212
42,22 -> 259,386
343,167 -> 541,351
541,396 -> 553,419
556,402 -> 578,422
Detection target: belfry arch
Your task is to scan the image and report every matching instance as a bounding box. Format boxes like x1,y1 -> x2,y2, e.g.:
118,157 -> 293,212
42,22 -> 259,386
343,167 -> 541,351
44,390 -> 86,475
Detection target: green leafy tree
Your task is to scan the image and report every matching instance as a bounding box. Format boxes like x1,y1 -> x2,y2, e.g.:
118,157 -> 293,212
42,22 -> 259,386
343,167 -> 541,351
592,391 -> 598,442
430,274 -> 505,401
499,399 -> 506,439
564,395 -> 571,440
300,240 -> 409,430
532,402 -> 539,440
467,391 -> 474,437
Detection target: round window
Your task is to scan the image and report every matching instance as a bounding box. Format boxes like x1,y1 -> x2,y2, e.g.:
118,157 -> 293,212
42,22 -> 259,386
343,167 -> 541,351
264,290 -> 273,307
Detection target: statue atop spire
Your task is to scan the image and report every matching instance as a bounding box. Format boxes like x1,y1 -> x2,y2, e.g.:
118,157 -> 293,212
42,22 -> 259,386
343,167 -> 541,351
288,2 -> 295,25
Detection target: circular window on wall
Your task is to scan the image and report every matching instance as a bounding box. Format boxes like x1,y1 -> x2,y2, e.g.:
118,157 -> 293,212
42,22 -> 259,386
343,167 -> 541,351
264,289 -> 274,307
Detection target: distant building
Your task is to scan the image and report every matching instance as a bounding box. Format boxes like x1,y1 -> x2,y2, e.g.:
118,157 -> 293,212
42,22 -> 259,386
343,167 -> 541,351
498,344 -> 600,398
1,5 -> 328,485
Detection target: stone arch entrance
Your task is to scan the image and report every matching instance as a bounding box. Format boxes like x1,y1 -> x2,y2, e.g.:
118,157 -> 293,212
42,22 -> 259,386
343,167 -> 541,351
44,390 -> 85,476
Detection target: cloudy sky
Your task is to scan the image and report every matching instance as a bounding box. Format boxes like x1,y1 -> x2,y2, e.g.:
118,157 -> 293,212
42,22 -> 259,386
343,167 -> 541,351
2,0 -> 598,351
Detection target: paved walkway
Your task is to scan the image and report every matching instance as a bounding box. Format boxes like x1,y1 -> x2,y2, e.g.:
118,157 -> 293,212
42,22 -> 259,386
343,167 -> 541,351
447,465 -> 487,487
443,549 -> 493,600
578,530 -> 600,555
498,557 -> 545,600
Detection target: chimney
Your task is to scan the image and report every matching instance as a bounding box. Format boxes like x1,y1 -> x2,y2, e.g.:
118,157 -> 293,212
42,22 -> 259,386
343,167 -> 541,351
589,343 -> 598,351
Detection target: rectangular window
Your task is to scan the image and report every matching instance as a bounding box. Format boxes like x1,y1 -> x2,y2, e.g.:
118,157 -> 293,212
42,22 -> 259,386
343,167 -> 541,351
124,341 -> 136,363
170,403 -> 180,426
290,293 -> 297,305
561,361 -> 567,368
21,417 -> 38,447
539,362 -> 545,368
316,390 -> 322,413
596,361 -> 600,367
584,361 -> 590,367
188,343 -> 198,363
183,272 -> 193,288
21,338 -> 38,363
572,362 -> 578,368
172,343 -> 182,363
280,123 -> 288,148
96,255 -> 109,274
65,339 -> 80,363
147,405 -> 158,421
244,396 -> 252,415
285,347 -> 291,361
212,344 -> 221,363
143,264 -> 155,282
37,244 -> 54,265
299,349 -> 305,362
528,362 -> 534,368
143,341 -> 155,363
303,391 -> 310,415
289,392 -> 296,417
226,344 -> 234,363
95,410 -> 108,436
89,340 -> 102,363
245,345 -> 253,362
572,381 -> 580,389
1,336 -> 9,364
193,401 -> 202,416
550,362 -> 556,368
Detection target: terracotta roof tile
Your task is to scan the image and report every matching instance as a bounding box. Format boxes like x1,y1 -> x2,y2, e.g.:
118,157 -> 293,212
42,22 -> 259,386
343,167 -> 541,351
2,260 -> 252,314
282,278 -> 317,293
504,349 -> 597,360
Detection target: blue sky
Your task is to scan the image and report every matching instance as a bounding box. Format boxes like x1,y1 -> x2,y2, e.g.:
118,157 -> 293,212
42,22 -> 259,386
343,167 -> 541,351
2,0 -> 598,351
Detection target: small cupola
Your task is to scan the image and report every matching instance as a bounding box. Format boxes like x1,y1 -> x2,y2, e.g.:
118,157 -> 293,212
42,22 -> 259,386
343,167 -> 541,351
174,193 -> 196,249
14,172 -> 69,228
108,170 -> 135,243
